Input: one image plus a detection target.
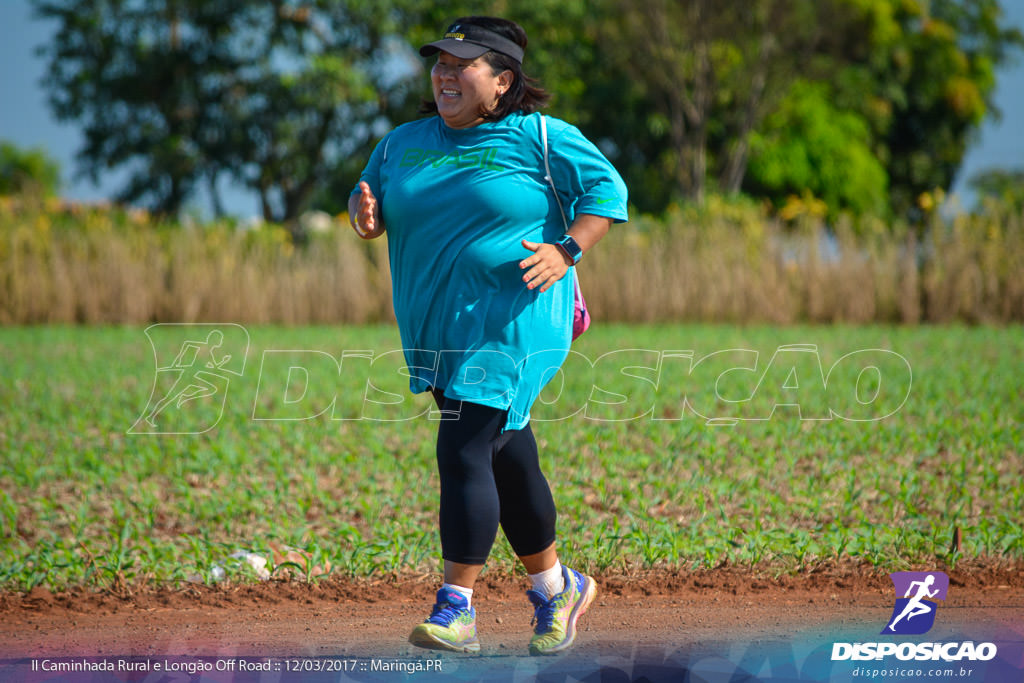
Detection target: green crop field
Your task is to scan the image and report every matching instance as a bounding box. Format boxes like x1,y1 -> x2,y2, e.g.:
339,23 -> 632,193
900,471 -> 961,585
1,324 -> 1021,592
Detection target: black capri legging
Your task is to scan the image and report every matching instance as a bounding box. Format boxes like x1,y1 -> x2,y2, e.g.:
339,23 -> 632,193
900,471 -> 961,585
431,390 -> 558,565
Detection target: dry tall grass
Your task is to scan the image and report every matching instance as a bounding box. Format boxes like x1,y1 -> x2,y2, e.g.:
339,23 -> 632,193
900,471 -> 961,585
582,196 -> 1024,325
0,197 -> 392,325
1,195 -> 1022,325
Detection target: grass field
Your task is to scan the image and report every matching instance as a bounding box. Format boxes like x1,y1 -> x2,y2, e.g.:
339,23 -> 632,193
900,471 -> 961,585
1,324 -> 1021,592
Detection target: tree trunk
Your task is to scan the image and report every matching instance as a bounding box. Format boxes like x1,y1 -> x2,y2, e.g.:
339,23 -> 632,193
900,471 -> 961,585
691,124 -> 707,205
686,21 -> 713,205
259,183 -> 274,223
281,108 -> 336,223
721,36 -> 771,193
667,92 -> 690,202
207,172 -> 225,219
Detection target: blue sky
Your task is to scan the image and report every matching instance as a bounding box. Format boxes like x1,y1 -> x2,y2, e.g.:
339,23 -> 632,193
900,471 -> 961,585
1,1 -> 1022,218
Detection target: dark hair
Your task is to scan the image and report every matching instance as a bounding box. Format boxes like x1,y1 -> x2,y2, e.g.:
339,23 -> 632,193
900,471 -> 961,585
419,16 -> 551,120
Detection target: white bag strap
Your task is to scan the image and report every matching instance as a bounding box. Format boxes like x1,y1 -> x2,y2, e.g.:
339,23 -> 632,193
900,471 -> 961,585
540,115 -> 570,233
541,113 -> 585,302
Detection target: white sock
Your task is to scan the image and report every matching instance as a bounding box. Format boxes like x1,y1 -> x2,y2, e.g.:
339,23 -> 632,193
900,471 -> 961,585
529,563 -> 565,598
441,582 -> 473,608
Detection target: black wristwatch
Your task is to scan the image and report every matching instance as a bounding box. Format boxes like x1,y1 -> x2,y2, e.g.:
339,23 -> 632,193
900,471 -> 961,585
554,235 -> 583,265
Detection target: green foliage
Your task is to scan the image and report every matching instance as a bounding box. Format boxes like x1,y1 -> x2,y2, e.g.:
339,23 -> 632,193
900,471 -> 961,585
829,0 -> 1024,218
969,167 -> 1024,213
0,141 -> 61,197
584,0 -> 1022,217
1,324 -> 1021,590
746,81 -> 889,218
30,0 -> 1024,222
33,0 -> 413,221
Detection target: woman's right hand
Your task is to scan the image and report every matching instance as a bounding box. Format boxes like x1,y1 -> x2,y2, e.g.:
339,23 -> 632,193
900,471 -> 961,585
348,181 -> 385,239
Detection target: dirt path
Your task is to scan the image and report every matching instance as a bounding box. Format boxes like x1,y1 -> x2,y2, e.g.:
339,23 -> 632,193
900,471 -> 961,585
2,566 -> 1022,681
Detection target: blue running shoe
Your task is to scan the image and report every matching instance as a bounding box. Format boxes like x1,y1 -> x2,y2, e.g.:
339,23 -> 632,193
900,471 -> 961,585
408,586 -> 481,653
526,565 -> 597,655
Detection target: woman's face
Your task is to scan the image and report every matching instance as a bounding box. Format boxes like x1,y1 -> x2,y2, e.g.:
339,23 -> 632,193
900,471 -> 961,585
431,51 -> 512,129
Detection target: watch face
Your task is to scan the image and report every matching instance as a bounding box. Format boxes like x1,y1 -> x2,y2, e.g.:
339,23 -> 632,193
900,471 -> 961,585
559,236 -> 583,262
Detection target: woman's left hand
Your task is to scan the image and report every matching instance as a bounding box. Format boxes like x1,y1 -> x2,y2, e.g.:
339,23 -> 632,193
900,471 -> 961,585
520,240 -> 572,293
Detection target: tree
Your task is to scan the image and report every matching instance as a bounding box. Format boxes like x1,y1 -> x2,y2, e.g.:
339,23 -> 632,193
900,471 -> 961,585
711,1 -> 824,196
47,1 -> 1015,221
0,141 -> 61,196
600,0 -> 718,205
586,0 -> 1022,217
969,167 -> 1024,212
594,0 -> 848,209
823,0 -> 1024,218
34,0 -> 415,223
745,81 -> 889,217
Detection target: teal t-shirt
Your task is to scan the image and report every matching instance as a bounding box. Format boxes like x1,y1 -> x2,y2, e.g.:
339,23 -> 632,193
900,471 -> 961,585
354,111 -> 628,430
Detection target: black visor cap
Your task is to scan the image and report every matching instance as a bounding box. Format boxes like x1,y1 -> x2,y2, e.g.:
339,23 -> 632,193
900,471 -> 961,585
419,23 -> 524,64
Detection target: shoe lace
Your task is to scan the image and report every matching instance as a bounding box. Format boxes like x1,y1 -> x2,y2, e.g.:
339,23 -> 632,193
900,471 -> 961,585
528,591 -> 555,633
427,600 -> 463,627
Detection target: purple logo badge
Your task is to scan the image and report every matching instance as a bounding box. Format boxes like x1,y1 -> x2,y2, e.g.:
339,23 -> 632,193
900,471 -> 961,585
882,571 -> 949,635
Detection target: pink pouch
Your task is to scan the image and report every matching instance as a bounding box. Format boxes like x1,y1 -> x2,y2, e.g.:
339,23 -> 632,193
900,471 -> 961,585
572,273 -> 591,340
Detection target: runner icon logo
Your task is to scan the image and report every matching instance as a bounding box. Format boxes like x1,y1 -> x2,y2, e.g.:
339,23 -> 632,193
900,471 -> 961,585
129,324 -> 250,435
882,571 -> 949,635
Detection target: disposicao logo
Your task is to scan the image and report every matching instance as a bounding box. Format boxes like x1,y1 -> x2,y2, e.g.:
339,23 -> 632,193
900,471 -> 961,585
883,571 -> 948,635
831,570 -> 998,663
129,323 -> 249,435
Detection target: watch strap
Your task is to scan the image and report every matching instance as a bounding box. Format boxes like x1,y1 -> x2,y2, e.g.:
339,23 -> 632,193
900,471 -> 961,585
556,235 -> 583,264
